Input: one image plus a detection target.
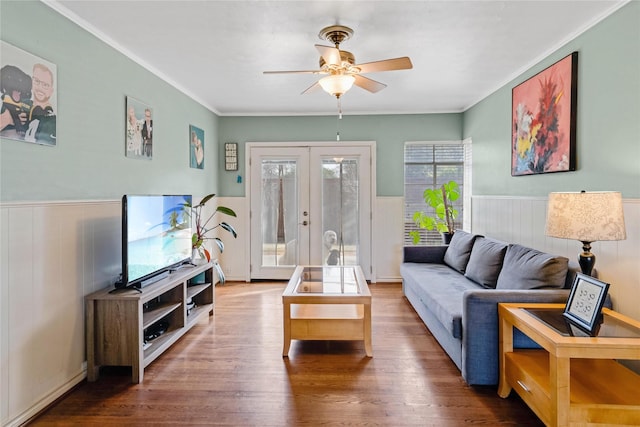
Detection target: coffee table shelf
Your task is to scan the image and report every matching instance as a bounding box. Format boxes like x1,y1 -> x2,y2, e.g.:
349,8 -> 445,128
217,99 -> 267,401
282,266 -> 372,357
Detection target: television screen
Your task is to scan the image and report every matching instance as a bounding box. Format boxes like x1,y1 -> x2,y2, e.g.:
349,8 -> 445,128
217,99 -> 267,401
122,194 -> 192,287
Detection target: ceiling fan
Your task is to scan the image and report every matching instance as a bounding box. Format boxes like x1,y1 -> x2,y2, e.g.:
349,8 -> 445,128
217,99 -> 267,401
264,25 -> 413,99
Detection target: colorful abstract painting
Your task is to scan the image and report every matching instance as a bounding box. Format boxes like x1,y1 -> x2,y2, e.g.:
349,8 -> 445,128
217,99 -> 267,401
511,52 -> 577,176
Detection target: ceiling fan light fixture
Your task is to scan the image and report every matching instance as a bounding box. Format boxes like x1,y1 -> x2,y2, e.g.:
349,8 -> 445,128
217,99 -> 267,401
319,74 -> 355,97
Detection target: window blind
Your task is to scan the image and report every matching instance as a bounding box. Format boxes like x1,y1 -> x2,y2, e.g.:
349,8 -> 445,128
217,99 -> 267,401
403,142 -> 468,246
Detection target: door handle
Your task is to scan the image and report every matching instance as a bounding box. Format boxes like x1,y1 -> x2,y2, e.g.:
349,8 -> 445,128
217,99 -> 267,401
301,220 -> 308,226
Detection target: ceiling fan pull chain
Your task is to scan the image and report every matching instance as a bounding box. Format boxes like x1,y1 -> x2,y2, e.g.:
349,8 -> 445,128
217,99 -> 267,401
336,97 -> 342,141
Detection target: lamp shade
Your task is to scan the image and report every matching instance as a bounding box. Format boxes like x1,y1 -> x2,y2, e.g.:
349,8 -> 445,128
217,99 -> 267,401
319,74 -> 355,97
545,191 -> 626,242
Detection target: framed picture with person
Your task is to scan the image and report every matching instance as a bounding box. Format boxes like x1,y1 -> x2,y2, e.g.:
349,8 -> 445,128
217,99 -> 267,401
0,41 -> 57,146
125,96 -> 153,160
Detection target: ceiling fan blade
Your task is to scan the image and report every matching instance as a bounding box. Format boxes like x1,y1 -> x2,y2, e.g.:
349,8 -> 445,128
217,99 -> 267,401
301,81 -> 322,95
263,70 -> 322,75
356,57 -> 413,74
353,74 -> 387,93
315,44 -> 341,66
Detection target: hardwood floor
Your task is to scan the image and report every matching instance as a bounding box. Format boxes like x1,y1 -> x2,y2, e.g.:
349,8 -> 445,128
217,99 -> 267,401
30,282 -> 541,426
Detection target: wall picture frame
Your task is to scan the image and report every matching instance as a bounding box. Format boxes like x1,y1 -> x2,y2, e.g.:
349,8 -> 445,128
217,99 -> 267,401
0,41 -> 57,146
511,51 -> 578,176
563,273 -> 609,334
225,142 -> 238,171
189,124 -> 204,169
126,96 -> 153,160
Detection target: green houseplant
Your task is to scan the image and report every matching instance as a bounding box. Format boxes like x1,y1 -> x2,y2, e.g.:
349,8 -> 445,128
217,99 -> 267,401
183,193 -> 237,283
410,180 -> 460,244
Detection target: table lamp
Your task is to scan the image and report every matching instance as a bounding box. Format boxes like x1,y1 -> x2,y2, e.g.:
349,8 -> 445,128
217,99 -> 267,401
545,191 -> 626,276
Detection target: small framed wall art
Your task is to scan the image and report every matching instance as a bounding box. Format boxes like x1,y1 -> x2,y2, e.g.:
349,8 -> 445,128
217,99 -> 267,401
563,273 -> 609,334
225,142 -> 238,171
189,125 -> 204,169
126,96 -> 153,160
511,51 -> 578,176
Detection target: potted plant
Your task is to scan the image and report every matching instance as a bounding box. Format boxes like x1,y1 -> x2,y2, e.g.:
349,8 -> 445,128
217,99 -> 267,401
410,180 -> 460,244
183,193 -> 237,283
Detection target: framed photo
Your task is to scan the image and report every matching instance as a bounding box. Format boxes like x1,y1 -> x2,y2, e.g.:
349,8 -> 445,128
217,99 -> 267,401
189,125 -> 204,169
125,96 -> 153,160
0,41 -> 57,146
563,273 -> 609,334
511,51 -> 578,176
225,142 -> 238,171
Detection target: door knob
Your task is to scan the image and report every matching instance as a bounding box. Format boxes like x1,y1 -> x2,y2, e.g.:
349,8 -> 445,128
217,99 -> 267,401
301,220 -> 308,226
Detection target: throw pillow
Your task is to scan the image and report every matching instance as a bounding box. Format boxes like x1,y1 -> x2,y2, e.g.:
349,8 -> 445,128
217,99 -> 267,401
443,230 -> 479,273
496,244 -> 569,290
464,237 -> 508,288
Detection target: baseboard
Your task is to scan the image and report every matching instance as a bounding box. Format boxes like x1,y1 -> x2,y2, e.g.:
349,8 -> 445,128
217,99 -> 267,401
4,369 -> 86,427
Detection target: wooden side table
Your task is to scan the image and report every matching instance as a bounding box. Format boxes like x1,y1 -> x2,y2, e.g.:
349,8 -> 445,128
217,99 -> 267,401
498,303 -> 640,427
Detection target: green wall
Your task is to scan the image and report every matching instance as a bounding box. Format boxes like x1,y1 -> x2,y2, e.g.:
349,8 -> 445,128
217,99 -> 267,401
463,1 -> 640,198
0,1 -> 218,201
218,113 -> 462,197
2,1 -> 637,201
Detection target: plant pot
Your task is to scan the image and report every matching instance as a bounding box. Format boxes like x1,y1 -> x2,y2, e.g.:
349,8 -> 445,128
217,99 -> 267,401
442,232 -> 454,245
192,247 -> 208,265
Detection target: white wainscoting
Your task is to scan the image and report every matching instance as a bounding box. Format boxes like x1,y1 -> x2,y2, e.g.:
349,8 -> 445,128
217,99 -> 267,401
374,197 -> 404,281
216,197 -> 247,282
472,196 -> 640,323
1,196 -> 637,425
0,200 -> 121,427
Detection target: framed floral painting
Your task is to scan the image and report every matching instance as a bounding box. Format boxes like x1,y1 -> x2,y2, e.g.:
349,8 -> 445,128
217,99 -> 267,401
511,52 -> 578,176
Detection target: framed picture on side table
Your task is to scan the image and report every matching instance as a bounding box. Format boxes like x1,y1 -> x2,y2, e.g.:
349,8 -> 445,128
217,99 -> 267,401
563,273 -> 609,334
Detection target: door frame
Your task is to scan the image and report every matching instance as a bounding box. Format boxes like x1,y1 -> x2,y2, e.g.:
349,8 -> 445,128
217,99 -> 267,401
245,141 -> 376,281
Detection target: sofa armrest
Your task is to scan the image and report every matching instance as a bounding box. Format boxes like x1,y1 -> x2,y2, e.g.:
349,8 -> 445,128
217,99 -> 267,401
461,289 -> 570,386
403,245 -> 448,263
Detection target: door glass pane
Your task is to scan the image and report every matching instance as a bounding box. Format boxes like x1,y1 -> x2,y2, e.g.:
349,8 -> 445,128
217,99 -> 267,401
321,158 -> 359,266
261,160 -> 298,266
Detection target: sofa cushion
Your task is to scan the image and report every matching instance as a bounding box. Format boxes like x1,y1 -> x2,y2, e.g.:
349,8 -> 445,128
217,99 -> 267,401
443,230 -> 479,274
464,237 -> 508,288
496,244 -> 569,290
400,262 -> 480,339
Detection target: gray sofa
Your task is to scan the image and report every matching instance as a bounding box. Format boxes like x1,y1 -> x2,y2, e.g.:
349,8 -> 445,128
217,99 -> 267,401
401,230 -> 581,386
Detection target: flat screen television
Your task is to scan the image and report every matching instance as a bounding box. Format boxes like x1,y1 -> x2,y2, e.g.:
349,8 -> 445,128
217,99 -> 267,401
118,194 -> 193,288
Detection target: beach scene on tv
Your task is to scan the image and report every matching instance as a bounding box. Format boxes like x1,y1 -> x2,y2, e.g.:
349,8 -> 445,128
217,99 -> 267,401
127,195 -> 192,283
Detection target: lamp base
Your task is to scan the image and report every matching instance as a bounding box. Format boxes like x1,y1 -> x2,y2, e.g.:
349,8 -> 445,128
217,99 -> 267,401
578,241 -> 595,276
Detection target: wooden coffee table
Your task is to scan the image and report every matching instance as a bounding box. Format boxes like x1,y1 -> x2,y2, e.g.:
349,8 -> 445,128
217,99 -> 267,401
282,265 -> 372,357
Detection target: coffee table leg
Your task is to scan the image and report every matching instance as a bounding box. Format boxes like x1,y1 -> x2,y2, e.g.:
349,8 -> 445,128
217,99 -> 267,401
283,301 -> 291,357
364,302 -> 373,357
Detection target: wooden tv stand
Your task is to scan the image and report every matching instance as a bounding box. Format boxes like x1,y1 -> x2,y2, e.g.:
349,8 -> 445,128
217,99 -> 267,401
85,262 -> 216,383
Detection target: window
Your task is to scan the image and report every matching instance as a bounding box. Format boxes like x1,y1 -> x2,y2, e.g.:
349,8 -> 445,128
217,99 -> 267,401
404,141 -> 471,245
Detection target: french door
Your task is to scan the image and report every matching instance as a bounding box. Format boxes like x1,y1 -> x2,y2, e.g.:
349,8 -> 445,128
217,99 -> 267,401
248,142 -> 373,280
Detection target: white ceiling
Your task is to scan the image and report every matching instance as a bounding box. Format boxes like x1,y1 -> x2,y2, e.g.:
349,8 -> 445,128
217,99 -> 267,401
48,0 -> 626,116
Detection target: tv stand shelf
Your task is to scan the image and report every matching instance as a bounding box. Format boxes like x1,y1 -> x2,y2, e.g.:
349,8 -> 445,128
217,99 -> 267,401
86,261 -> 217,383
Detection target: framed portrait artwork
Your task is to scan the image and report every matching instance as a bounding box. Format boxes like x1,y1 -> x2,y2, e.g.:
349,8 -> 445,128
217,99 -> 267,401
511,52 -> 578,176
125,96 -> 153,160
189,125 -> 204,169
563,273 -> 609,334
0,41 -> 57,146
